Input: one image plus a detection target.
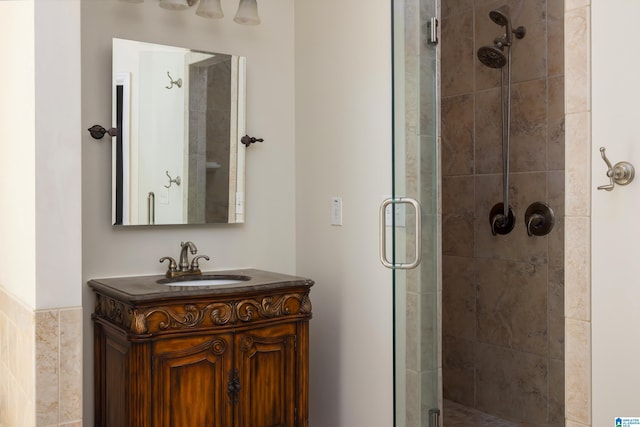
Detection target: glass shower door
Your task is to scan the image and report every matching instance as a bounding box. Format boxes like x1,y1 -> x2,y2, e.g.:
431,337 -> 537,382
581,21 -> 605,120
386,0 -> 440,425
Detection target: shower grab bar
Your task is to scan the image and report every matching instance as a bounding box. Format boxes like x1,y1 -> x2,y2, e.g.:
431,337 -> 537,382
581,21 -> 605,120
379,197 -> 422,269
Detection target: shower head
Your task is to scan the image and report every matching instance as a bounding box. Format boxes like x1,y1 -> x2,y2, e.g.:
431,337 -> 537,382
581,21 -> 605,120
477,45 -> 507,68
489,5 -> 511,27
489,5 -> 513,41
478,4 -> 526,68
488,5 -> 527,41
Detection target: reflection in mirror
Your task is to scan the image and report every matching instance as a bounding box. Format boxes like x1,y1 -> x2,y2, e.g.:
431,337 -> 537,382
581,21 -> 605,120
112,38 -> 246,226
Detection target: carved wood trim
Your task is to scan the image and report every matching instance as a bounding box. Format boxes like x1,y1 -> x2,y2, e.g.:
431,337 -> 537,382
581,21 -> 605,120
94,294 -> 133,330
95,291 -> 312,335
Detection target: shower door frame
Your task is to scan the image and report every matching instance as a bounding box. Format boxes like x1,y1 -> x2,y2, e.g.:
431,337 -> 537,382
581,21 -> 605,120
389,0 -> 441,425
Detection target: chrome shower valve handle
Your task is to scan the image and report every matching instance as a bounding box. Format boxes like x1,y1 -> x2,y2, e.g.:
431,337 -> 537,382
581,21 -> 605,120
597,147 -> 635,191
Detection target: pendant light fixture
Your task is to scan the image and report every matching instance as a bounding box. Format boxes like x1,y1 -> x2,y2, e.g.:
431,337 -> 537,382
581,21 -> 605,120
196,0 -> 224,19
121,0 -> 260,25
159,0 -> 193,11
233,0 -> 260,25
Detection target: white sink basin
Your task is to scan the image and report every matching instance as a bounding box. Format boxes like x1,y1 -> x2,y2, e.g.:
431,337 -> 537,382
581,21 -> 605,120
157,274 -> 251,287
165,279 -> 243,286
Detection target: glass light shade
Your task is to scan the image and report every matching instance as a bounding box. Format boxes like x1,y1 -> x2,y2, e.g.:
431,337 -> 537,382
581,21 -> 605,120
159,0 -> 190,11
234,0 -> 260,25
196,0 -> 224,19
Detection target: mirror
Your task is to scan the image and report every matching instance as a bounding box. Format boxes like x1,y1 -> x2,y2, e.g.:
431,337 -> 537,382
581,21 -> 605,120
112,38 -> 246,226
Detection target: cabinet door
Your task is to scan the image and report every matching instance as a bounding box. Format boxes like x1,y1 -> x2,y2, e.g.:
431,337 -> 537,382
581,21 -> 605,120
153,334 -> 234,427
234,323 -> 298,427
95,326 -> 132,427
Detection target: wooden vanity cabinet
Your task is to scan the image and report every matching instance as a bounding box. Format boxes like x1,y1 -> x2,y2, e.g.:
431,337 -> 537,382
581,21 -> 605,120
90,270 -> 313,427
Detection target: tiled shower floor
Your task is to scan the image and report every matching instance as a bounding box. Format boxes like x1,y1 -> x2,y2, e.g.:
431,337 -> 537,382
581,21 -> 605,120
444,399 -> 533,427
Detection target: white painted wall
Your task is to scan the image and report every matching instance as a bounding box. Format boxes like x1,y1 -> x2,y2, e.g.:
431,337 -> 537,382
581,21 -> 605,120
295,0 -> 395,425
0,1 -> 36,307
0,0 -> 82,310
34,0 -> 82,309
592,0 -> 640,424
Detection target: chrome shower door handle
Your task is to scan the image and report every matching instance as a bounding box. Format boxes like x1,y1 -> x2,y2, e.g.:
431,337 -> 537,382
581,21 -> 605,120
379,197 -> 422,269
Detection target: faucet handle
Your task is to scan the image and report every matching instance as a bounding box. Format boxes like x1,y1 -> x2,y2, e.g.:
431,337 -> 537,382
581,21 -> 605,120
160,256 -> 178,277
190,255 -> 210,273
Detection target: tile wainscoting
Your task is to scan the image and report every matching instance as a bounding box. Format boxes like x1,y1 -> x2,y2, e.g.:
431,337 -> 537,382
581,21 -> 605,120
0,286 -> 82,427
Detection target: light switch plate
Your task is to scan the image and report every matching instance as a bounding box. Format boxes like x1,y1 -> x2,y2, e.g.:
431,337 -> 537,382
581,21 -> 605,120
159,188 -> 170,205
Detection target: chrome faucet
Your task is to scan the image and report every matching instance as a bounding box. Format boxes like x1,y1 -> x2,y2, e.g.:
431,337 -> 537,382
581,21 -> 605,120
160,241 -> 210,278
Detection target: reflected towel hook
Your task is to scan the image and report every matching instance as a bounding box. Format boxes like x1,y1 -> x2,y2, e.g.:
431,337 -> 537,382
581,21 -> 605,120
164,171 -> 181,188
165,71 -> 182,89
147,192 -> 155,225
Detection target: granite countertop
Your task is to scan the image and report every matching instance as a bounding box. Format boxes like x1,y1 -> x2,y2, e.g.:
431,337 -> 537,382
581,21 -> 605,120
88,268 -> 314,304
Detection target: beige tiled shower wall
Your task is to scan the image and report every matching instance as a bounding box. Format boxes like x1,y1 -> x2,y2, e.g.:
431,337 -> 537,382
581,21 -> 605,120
441,0 -> 565,425
0,286 -> 82,427
564,0 -> 592,426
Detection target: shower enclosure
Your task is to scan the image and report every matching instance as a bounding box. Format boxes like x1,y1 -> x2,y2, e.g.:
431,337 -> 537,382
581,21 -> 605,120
388,0 -> 565,425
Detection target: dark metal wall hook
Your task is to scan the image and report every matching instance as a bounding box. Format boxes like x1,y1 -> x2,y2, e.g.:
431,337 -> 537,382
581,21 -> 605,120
88,125 -> 117,140
241,135 -> 264,147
